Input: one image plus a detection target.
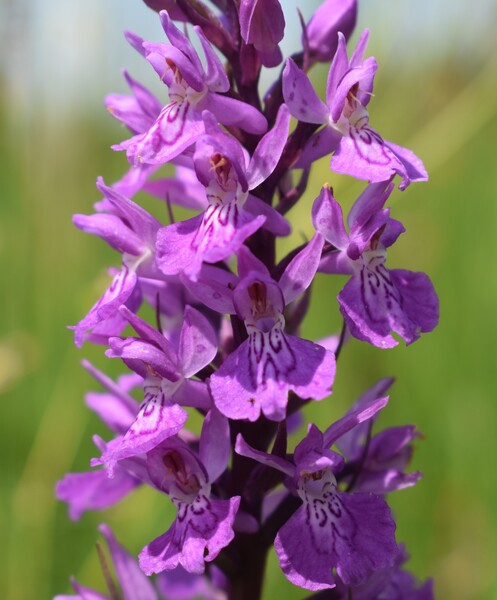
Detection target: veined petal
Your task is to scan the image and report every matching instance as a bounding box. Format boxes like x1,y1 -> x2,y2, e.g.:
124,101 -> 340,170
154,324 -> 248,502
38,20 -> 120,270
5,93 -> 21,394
121,101 -> 204,167
139,495 -> 240,575
331,126 -> 409,183
72,267 -> 138,348
210,331 -> 334,422
282,59 -> 328,125
384,140 -> 429,189
99,392 -> 187,475
275,487 -> 397,590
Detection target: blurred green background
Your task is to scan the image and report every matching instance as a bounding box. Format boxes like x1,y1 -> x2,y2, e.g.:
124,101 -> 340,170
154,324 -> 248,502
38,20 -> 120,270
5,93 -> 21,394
1,1 -> 497,599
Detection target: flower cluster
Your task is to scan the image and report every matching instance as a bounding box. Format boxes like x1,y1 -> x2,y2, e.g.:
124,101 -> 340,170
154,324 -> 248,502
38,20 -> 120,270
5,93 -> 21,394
56,1 -> 438,598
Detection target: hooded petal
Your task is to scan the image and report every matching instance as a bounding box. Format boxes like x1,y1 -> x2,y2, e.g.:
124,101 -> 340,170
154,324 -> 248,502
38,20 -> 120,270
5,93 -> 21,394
312,185 -> 349,251
306,0 -> 357,63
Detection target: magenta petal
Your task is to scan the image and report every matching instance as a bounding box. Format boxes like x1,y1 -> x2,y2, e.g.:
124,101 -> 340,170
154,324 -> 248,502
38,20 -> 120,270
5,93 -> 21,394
100,395 -> 187,474
98,524 -> 158,600
139,495 -> 240,575
199,409 -> 231,482
72,267 -> 138,348
172,379 -> 212,411
312,185 -> 349,251
203,94 -> 267,134
178,306 -> 218,378
156,215 -> 205,278
384,140 -> 429,188
235,434 -> 295,476
210,333 -> 335,422
331,127 -> 407,183
65,579 -> 109,600
245,195 -> 291,236
275,489 -> 397,591
195,26 -> 229,93
333,492 -> 398,586
282,59 -> 329,125
339,265 -> 438,348
338,272 -> 398,348
294,126 -> 341,169
306,0 -> 357,63
122,101 -> 204,167
389,269 -> 439,337
279,233 -> 325,304
157,210 -> 265,281
246,104 -> 290,189
275,508 -> 336,591
56,469 -> 139,521
180,265 -> 237,315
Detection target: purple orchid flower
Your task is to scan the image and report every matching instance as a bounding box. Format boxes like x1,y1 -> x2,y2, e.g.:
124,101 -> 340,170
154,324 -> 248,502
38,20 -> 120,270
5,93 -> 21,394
156,564 -> 229,600
56,362 -> 146,519
139,409 -> 240,575
156,107 -> 291,280
104,69 -> 163,198
55,524 -> 158,600
312,183 -> 439,348
183,236 -> 335,421
236,387 -> 398,591
114,11 -> 267,167
323,544 -> 434,600
94,305 -> 217,475
283,30 -> 427,189
71,179 -> 162,347
304,0 -> 357,64
239,0 -> 285,68
336,379 -> 423,494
